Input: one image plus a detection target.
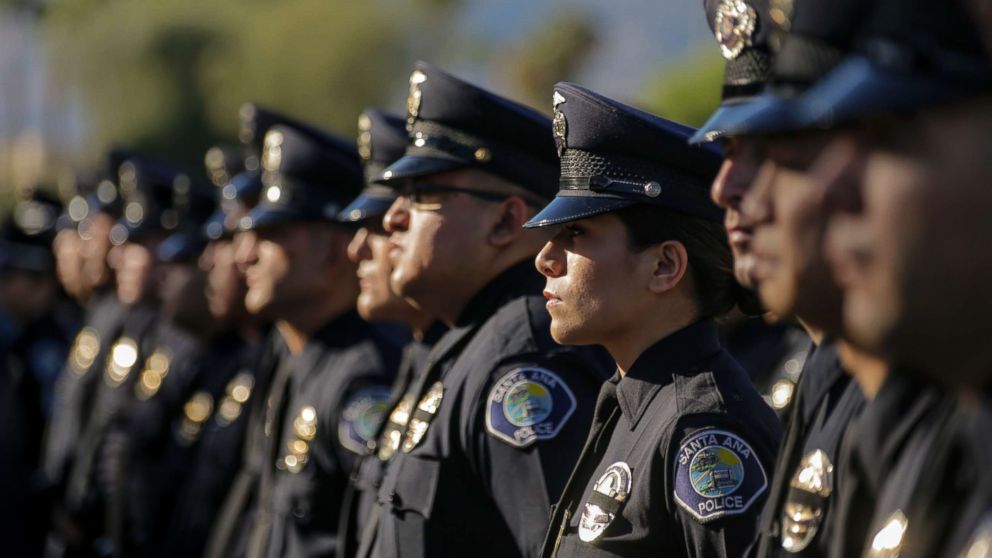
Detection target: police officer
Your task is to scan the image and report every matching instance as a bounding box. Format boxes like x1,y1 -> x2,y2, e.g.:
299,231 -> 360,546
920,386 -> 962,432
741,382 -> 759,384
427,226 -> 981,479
207,118 -> 401,558
362,62 -> 612,558
44,154 -> 129,558
335,108 -> 444,558
161,144 -> 269,558
0,189 -> 74,557
689,0 -> 814,419
777,0 -> 992,553
59,154 -> 188,555
693,0 -> 885,554
203,103 -> 328,558
112,168 -> 220,556
522,82 -> 780,557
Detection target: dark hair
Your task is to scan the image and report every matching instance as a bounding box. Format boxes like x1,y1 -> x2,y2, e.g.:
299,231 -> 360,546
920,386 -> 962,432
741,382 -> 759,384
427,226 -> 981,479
614,204 -> 738,319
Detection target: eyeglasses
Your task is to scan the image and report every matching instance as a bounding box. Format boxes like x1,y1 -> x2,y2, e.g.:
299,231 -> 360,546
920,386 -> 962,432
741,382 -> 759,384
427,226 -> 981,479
397,183 -> 513,210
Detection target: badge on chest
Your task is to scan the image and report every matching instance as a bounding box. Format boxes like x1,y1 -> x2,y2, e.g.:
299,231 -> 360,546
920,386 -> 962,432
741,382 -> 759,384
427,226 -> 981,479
485,367 -> 577,448
579,461 -> 632,542
674,428 -> 768,522
781,449 -> 834,552
338,386 -> 391,455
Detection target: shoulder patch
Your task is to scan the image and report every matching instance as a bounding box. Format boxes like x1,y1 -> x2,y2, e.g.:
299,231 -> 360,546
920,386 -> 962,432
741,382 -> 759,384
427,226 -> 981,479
339,386 -> 392,455
486,366 -> 576,448
673,428 -> 768,522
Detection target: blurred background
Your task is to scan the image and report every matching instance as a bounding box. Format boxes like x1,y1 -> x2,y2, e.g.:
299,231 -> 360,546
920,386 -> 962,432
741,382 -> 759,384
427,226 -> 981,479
0,0 -> 721,207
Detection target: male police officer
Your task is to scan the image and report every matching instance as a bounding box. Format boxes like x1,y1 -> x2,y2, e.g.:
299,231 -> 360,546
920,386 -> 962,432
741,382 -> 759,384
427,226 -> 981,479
0,190 -> 74,557
44,154 -> 128,558
162,143 -> 268,558
361,62 -> 612,558
778,0 -> 992,553
208,119 -> 400,558
693,0 -> 882,554
57,154 -> 187,556
335,109 -> 444,558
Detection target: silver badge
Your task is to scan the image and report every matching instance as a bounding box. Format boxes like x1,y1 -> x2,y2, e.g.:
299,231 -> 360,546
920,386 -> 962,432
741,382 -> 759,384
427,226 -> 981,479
70,327 -> 100,375
401,381 -> 444,453
781,449 -> 833,552
262,129 -> 284,173
135,351 -> 171,401
579,461 -> 632,542
867,510 -> 908,558
357,113 -> 373,162
552,90 -> 568,157
407,69 -> 427,132
714,0 -> 758,60
643,181 -> 661,198
177,391 -> 213,445
105,337 -> 139,387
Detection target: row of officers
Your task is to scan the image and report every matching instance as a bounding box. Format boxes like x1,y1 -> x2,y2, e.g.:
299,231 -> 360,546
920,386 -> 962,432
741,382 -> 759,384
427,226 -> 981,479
2,0 -> 991,555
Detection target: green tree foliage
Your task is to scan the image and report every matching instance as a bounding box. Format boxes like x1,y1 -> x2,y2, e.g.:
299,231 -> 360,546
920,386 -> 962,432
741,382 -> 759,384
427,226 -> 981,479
43,0 -> 429,170
495,9 -> 598,112
638,46 -> 724,128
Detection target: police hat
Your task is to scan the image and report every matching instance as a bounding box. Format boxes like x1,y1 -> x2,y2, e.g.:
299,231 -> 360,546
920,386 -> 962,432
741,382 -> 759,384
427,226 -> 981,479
375,61 -> 558,200
158,173 -> 216,263
239,121 -> 363,231
203,171 -> 263,241
338,109 -> 407,224
523,83 -> 723,229
204,144 -> 245,188
722,0 -> 872,137
110,154 -> 192,246
795,0 -> 992,128
239,103 -> 328,173
690,0 -> 775,144
56,171 -> 100,232
0,191 -> 62,273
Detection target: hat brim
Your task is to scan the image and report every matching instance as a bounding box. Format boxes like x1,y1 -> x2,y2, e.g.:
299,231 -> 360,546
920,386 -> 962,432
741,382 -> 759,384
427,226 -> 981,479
337,193 -> 396,223
723,93 -> 807,138
797,56 -> 986,129
373,154 -> 468,185
689,98 -> 764,144
239,206 -> 303,231
158,232 -> 206,263
523,194 -> 637,229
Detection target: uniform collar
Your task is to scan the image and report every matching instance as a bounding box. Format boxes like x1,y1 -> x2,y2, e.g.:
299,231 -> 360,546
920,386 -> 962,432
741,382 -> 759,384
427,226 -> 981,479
454,259 -> 544,328
617,319 -> 722,428
853,372 -> 943,492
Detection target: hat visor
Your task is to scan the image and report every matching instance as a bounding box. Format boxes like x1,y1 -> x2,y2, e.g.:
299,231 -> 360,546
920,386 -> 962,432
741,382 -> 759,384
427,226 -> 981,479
723,93 -> 807,137
523,193 -> 638,229
158,232 -> 206,263
373,154 -> 468,185
239,206 -> 302,231
337,193 -> 396,223
226,171 -> 263,201
202,210 -> 228,240
689,98 -> 764,144
797,56 -> 986,129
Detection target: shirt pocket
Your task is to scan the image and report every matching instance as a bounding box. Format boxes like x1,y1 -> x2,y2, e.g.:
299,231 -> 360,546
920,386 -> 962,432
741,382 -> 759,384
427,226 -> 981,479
389,455 -> 442,519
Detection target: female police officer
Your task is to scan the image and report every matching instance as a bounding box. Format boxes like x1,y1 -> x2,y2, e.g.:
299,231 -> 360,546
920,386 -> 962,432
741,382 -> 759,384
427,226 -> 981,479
527,83 -> 782,557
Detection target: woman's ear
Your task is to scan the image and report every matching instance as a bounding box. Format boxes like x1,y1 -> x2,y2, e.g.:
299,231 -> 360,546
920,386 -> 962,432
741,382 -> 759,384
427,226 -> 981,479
647,240 -> 689,294
488,197 -> 529,247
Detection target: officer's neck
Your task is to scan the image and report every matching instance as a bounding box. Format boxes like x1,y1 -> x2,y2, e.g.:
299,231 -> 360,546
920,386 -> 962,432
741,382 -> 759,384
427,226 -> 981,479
611,301 -> 698,378
837,340 -> 889,399
276,294 -> 354,355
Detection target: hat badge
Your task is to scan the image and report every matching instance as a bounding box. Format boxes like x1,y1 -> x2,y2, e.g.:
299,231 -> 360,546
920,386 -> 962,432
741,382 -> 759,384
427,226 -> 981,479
357,113 -> 373,162
407,69 -> 427,132
552,90 -> 568,157
714,0 -> 758,60
262,129 -> 284,173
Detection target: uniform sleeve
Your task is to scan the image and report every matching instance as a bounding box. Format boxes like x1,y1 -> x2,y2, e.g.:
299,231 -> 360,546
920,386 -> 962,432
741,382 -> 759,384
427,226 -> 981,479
465,352 -> 601,557
665,415 -> 772,558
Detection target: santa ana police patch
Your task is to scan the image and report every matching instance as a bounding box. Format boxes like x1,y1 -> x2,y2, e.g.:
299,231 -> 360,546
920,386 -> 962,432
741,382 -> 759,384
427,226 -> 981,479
338,386 -> 392,455
674,428 -> 767,522
486,367 -> 576,448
